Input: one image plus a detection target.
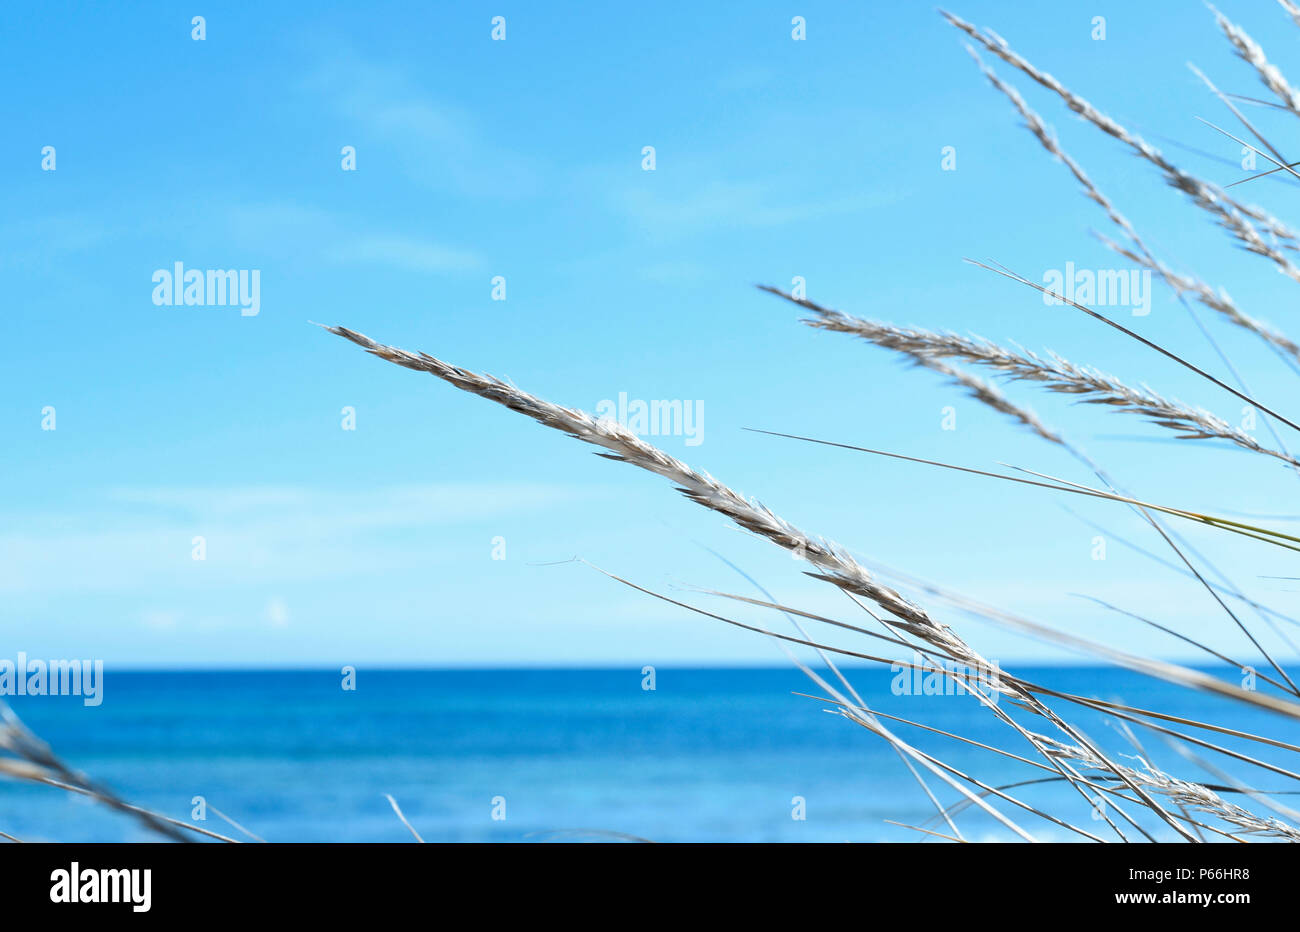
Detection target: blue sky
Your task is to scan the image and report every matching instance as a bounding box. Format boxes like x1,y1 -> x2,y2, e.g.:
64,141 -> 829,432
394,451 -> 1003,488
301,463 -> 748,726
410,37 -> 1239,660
4,0 -> 1300,669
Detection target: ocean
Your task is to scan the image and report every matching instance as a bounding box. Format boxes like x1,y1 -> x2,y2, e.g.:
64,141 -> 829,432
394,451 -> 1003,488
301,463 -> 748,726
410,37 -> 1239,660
0,666 -> 1291,842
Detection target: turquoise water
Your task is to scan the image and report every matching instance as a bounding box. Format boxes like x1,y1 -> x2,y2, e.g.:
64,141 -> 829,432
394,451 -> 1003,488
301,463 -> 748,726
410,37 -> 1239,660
0,667 -> 1292,842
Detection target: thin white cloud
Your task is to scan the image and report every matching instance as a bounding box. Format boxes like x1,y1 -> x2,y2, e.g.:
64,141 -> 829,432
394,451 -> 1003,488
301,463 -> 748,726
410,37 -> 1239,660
326,233 -> 483,272
0,213 -> 115,267
223,202 -> 484,272
0,482 -> 604,595
303,49 -> 540,198
615,179 -> 899,238
105,482 -> 579,527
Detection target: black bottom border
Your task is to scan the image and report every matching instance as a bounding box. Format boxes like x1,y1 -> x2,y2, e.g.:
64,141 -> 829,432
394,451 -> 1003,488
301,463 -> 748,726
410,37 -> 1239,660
0,841 -> 1284,918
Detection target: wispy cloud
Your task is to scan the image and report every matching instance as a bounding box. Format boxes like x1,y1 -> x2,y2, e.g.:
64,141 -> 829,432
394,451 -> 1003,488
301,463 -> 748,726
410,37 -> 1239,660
104,481 -> 591,533
0,214 -> 116,267
614,178 -> 899,239
0,482 -> 601,595
326,233 -> 484,272
303,49 -> 540,198
222,202 -> 485,272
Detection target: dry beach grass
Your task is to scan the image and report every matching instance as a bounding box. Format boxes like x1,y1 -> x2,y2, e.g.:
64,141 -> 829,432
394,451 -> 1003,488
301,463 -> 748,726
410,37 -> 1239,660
310,6 -> 1300,842
7,5 -> 1300,842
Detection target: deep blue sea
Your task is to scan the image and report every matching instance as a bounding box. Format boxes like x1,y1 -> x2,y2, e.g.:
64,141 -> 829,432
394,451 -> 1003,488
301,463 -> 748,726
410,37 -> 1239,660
0,666 -> 1293,842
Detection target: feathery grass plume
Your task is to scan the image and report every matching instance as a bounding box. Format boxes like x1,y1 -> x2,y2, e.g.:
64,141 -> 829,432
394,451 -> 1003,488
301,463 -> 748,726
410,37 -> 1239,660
768,117 -> 1293,664
664,579 -> 1146,840
941,10 -> 1300,280
321,319 -> 1292,840
613,570 -> 1146,840
317,324 -> 980,660
969,43 -> 1300,476
1037,734 -> 1300,840
321,9 -> 1300,843
942,5 -> 1299,243
1165,738 -> 1300,828
1097,232 -> 1300,370
757,289 -> 1065,449
659,576 -> 1266,840
899,355 -> 1064,446
321,327 -> 1098,835
761,286 -> 1299,468
699,539 -> 975,838
777,566 -> 1300,837
964,259 -> 1300,449
703,541 -> 1300,745
324,330 -> 1080,751
705,584 -> 1300,756
964,46 -> 1149,264
324,325 -> 1241,839
1214,7 -> 1300,119
964,45 -> 1300,373
810,689 -> 1293,841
